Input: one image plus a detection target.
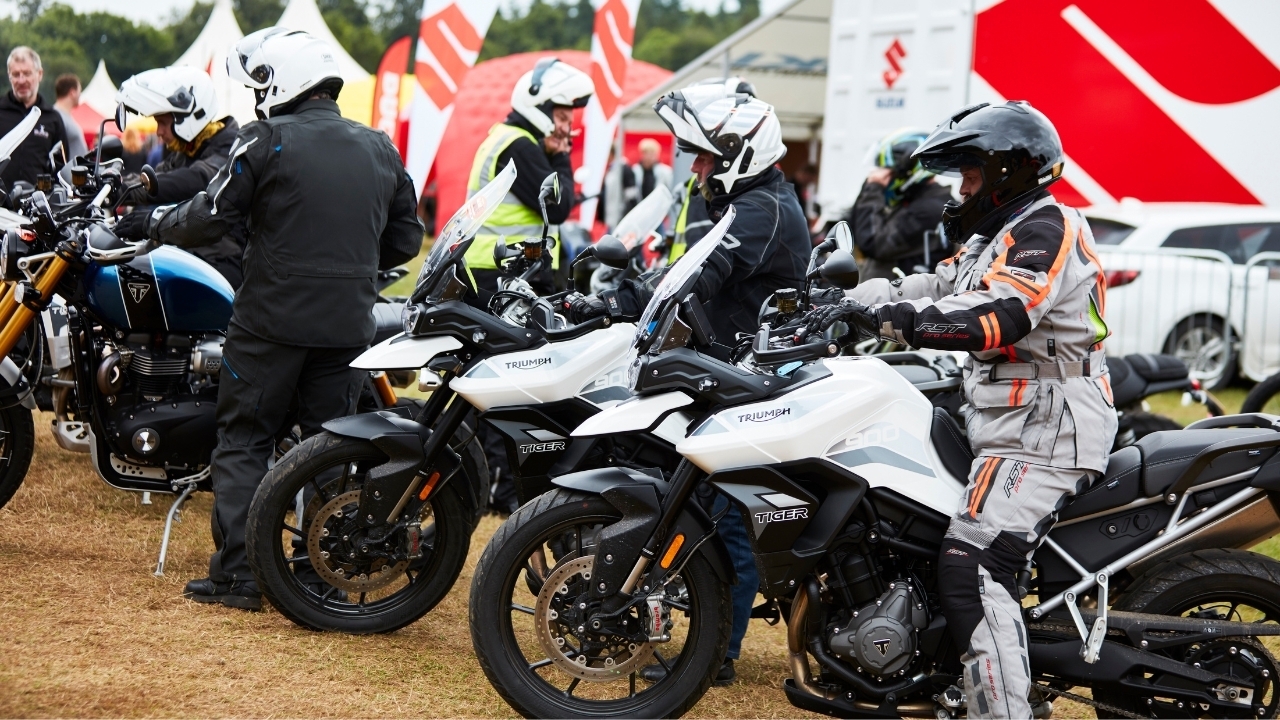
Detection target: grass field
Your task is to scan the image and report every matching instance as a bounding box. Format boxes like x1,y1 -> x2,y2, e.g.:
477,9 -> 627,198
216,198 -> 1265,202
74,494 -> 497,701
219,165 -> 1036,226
0,319 -> 1267,718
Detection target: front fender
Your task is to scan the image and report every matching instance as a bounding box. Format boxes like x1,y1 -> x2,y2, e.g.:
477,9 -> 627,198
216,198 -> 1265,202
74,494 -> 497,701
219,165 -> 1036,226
323,411 -> 465,524
552,467 -> 736,587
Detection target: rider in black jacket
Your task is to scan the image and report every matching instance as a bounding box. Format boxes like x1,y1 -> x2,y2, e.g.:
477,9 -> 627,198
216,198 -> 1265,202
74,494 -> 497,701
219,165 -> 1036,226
115,66 -> 246,287
568,87 -> 809,686
127,28 -> 422,610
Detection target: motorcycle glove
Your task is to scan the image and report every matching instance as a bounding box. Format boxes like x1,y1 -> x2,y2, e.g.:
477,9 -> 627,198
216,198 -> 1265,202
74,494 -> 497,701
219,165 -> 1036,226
563,292 -> 608,323
113,208 -> 149,239
803,298 -> 882,343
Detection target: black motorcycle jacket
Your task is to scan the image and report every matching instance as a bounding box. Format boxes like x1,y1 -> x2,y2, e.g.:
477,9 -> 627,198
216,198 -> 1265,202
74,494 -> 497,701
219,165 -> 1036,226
149,99 -> 423,347
850,179 -> 952,281
599,167 -> 810,342
0,92 -> 67,186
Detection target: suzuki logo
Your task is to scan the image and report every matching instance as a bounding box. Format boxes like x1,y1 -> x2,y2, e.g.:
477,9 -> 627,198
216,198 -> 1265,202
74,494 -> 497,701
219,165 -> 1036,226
416,3 -> 486,110
127,283 -> 150,303
882,38 -> 906,89
873,639 -> 891,656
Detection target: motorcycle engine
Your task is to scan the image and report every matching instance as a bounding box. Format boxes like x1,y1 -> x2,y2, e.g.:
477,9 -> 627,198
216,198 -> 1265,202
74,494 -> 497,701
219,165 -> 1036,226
828,582 -> 927,677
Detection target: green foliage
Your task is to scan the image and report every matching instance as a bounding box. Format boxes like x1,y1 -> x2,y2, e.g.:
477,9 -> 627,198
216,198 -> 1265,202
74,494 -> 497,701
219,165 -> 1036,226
233,0 -> 285,33
0,2 -> 176,99
478,0 -> 759,71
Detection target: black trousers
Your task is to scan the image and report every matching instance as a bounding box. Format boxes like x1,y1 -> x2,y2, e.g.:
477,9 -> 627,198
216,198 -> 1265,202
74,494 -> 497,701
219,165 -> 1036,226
205,323 -> 364,585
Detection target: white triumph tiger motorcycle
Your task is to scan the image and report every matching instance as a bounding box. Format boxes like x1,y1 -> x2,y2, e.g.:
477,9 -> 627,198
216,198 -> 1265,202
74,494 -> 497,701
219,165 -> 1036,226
244,162 -> 684,634
469,210 -> 1280,719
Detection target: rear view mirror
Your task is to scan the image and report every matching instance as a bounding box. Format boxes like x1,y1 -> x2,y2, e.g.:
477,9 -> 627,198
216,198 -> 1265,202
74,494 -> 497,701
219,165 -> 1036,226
140,164 -> 159,198
593,235 -> 630,269
537,173 -> 560,230
820,248 -> 860,289
114,103 -> 127,131
831,221 -> 853,254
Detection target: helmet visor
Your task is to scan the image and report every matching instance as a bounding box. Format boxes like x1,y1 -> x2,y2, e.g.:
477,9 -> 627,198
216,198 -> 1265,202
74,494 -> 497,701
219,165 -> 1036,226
916,151 -> 986,178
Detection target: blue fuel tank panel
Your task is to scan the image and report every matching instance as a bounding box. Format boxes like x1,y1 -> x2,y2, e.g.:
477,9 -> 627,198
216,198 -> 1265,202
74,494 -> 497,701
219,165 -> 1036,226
85,246 -> 233,332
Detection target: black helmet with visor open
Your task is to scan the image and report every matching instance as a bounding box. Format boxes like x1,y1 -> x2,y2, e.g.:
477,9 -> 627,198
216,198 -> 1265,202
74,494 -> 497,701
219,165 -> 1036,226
912,101 -> 1064,244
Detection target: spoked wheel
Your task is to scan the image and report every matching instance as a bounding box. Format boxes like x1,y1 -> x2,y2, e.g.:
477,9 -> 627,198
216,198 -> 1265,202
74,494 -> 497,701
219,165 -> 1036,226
246,431 -> 470,633
469,489 -> 730,718
1093,549 -> 1280,718
0,402 -> 34,510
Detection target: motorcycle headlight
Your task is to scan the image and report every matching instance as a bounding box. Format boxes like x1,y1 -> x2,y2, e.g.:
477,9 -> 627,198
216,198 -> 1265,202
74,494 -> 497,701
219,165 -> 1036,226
1,228 -> 32,282
401,303 -> 423,335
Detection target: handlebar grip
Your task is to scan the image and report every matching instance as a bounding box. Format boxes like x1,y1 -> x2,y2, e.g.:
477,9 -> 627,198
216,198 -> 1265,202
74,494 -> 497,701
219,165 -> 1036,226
543,313 -> 611,342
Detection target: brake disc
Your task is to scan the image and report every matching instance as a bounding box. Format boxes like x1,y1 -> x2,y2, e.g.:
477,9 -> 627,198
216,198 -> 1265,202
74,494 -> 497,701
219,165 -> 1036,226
534,555 -> 655,682
305,489 -> 408,593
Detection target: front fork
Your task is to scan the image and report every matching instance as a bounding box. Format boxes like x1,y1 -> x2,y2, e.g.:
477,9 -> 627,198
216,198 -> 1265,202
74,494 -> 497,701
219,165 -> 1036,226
0,255 -> 70,396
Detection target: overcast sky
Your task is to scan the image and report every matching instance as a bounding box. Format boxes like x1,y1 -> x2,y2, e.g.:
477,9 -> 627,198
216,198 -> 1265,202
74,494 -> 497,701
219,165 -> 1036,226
16,0 -> 789,27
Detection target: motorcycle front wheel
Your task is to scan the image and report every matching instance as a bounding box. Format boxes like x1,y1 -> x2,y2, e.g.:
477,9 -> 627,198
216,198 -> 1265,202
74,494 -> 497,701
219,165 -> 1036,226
246,430 -> 471,633
0,403 -> 35,510
469,489 -> 731,719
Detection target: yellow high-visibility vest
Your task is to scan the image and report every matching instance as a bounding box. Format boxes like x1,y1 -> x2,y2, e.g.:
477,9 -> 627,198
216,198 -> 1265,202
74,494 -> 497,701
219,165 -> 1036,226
464,123 -> 560,271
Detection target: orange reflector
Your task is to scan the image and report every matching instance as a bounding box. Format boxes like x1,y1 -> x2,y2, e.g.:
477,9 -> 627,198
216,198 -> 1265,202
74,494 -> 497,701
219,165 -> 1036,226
418,471 -> 442,501
659,534 -> 685,569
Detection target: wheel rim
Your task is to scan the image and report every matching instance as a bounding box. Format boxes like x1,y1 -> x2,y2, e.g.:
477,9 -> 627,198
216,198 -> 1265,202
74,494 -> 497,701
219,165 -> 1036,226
1172,326 -> 1229,384
495,511 -> 700,710
1118,591 -> 1280,718
270,453 -> 445,616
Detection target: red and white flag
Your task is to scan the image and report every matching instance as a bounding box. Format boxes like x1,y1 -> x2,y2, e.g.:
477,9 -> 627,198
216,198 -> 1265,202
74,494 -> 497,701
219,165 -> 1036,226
406,0 -> 500,196
578,0 -> 642,228
371,35 -> 413,156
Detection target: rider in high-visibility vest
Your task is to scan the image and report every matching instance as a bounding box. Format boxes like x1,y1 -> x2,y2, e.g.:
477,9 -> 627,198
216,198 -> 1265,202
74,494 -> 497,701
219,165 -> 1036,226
464,57 -> 591,301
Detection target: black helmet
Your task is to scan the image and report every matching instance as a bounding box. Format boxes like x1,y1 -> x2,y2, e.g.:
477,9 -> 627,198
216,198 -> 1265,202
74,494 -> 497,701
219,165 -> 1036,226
912,101 -> 1064,243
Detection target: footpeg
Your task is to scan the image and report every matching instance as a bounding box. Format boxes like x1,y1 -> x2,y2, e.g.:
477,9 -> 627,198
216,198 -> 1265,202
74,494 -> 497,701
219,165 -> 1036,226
1065,573 -> 1108,664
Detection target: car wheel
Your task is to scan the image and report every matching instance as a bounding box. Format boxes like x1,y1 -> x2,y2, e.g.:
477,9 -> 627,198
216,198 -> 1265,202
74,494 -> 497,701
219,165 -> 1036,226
1164,315 -> 1235,391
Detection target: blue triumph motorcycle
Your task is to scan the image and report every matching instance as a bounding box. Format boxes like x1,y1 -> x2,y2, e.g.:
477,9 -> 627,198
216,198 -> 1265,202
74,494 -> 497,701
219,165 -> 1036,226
0,106 -> 486,573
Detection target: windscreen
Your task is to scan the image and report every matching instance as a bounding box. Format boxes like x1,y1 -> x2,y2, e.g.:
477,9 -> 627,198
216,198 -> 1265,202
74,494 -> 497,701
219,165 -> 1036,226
0,108 -> 40,164
412,160 -> 516,302
634,205 -> 736,347
613,184 -> 673,250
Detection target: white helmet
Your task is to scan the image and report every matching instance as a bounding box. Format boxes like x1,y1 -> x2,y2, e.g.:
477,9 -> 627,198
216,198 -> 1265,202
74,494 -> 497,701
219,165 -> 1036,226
117,66 -> 219,143
654,86 -> 785,195
228,27 -> 343,120
511,57 -> 593,136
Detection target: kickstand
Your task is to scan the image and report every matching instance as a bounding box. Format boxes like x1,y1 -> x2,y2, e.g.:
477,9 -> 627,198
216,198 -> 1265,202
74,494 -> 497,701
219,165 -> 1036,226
1064,572 -> 1109,664
154,485 -> 197,577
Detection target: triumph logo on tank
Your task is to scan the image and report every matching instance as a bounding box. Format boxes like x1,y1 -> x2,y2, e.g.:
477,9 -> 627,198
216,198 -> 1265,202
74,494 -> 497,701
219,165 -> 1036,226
505,357 -> 551,370
737,407 -> 790,423
127,283 -> 150,303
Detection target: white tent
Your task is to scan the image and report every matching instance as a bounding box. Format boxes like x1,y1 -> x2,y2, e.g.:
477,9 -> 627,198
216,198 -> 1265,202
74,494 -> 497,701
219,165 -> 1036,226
80,60 -> 118,117
619,0 -> 831,143
276,0 -> 371,82
174,0 -> 256,124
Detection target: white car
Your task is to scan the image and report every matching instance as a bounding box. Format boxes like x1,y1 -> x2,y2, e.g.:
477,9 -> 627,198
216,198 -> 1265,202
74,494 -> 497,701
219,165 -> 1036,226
1083,202 -> 1280,389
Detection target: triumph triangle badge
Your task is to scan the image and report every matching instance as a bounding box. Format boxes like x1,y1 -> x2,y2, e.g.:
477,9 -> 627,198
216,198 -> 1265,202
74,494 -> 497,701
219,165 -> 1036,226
873,639 -> 891,656
127,282 -> 151,303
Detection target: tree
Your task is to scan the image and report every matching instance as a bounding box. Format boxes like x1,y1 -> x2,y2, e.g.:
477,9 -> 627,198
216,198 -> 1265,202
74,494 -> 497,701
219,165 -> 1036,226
233,0 -> 284,33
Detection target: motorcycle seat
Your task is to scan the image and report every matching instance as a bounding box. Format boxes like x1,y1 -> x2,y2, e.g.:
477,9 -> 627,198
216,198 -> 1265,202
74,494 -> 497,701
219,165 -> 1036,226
371,302 -> 404,345
930,408 -> 973,484
1058,445 -> 1143,521
1105,356 -> 1146,409
1136,429 -> 1277,498
1125,353 -> 1188,383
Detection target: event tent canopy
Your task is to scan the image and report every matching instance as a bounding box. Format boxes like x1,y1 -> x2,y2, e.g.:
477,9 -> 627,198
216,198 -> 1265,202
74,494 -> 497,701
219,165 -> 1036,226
618,0 -> 831,142
80,60 -> 118,117
173,0 -> 256,124
277,0 -> 371,82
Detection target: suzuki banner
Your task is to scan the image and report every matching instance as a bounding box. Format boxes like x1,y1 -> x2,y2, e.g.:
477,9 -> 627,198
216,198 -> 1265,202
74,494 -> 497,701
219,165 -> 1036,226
406,0 -> 500,197
371,35 -> 413,157
577,0 -> 642,229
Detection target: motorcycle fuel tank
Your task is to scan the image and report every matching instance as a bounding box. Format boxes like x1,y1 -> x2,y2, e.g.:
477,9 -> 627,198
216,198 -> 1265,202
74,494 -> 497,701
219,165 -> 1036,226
678,356 -> 964,516
84,246 -> 233,332
450,322 -> 637,412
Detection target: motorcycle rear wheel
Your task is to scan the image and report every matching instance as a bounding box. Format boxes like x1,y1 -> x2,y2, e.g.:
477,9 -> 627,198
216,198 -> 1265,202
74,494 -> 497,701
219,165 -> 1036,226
1242,372 -> 1280,415
246,431 -> 471,633
1093,549 -> 1280,718
469,489 -> 731,718
0,404 -> 35,510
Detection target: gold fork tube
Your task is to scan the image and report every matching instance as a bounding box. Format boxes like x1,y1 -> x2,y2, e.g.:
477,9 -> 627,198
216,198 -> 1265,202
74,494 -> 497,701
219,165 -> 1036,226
0,283 -> 20,329
0,257 -> 69,359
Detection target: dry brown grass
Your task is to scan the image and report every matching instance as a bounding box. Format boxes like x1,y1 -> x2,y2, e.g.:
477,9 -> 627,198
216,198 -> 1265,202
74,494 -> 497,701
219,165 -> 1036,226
0,412 -> 1099,718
